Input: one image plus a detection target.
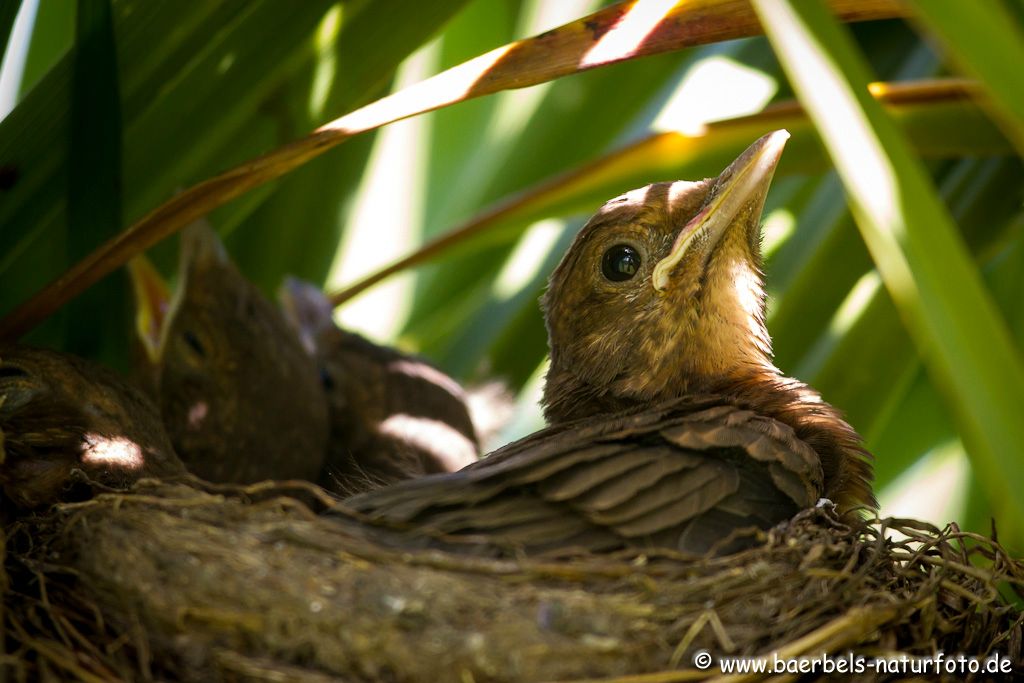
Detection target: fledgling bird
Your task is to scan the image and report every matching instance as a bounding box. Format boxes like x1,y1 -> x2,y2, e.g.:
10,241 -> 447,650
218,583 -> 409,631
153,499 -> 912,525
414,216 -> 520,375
280,278 -> 479,495
340,130 -> 874,555
129,222 -> 328,484
0,345 -> 185,509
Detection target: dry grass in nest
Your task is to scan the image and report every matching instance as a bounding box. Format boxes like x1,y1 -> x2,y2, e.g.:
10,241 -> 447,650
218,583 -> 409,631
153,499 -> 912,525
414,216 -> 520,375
1,478 -> 1022,681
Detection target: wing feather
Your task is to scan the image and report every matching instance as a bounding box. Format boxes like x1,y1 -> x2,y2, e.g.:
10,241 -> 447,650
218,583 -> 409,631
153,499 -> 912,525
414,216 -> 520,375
540,450 -> 700,506
341,398 -> 825,555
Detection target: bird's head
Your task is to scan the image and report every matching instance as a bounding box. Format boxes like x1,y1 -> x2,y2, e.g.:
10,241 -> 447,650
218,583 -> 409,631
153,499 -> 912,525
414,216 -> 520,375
542,130 -> 789,423
129,221 -> 249,417
128,222 -> 327,482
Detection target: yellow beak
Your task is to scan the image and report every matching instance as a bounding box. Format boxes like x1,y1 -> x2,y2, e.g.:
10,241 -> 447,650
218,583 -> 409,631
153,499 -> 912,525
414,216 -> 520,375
127,255 -> 172,363
652,129 -> 790,292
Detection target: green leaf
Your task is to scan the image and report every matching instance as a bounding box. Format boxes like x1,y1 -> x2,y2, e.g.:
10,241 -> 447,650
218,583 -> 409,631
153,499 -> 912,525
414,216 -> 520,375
753,0 -> 1024,545
17,0 -> 74,99
905,0 -> 1024,155
65,0 -> 125,366
421,0 -> 535,240
870,368 -> 953,488
872,199 -> 1023,504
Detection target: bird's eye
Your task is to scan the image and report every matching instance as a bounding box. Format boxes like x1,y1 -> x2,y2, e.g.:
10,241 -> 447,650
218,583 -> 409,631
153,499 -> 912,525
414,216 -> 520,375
182,329 -> 206,357
601,244 -> 641,282
0,365 -> 28,379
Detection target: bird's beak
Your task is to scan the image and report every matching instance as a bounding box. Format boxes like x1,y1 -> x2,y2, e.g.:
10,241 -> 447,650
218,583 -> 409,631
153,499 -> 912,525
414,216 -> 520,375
128,219 -> 225,363
180,219 -> 231,269
652,129 -> 790,291
278,276 -> 335,356
127,255 -> 172,364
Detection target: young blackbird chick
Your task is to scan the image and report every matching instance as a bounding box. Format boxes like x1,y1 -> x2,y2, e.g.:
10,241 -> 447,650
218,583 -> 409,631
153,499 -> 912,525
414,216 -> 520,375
129,222 -> 328,484
280,278 -> 478,495
0,345 -> 185,509
340,131 -> 874,556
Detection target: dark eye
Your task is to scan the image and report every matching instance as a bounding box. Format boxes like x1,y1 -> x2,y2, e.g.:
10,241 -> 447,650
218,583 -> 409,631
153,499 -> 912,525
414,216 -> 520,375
182,329 -> 206,357
0,365 -> 28,379
601,244 -> 641,282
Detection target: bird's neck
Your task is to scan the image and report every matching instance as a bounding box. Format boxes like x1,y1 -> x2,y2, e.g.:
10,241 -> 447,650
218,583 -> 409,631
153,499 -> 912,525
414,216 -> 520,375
542,360 -> 779,424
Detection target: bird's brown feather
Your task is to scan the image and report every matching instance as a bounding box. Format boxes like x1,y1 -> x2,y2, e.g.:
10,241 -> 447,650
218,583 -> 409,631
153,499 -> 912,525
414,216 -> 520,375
343,398 -> 821,555
1,346 -> 185,508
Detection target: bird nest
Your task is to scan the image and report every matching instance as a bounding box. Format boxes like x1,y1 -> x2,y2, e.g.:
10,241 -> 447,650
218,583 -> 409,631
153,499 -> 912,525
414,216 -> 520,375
2,478 -> 1022,682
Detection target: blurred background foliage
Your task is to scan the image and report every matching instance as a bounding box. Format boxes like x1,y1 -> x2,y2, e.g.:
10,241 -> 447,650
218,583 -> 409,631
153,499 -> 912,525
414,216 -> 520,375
1,0 -> 1022,548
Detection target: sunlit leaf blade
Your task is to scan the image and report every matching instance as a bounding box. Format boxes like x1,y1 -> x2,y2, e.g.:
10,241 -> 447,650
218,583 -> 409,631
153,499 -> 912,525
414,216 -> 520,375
398,1 -> 572,353
790,158 -> 1023,451
420,0 -> 527,240
905,0 -> 1024,156
872,203 -> 1024,492
229,0 -> 471,292
0,0 -> 903,342
329,80 -> 1010,306
66,0 -> 125,366
752,0 -> 1024,542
